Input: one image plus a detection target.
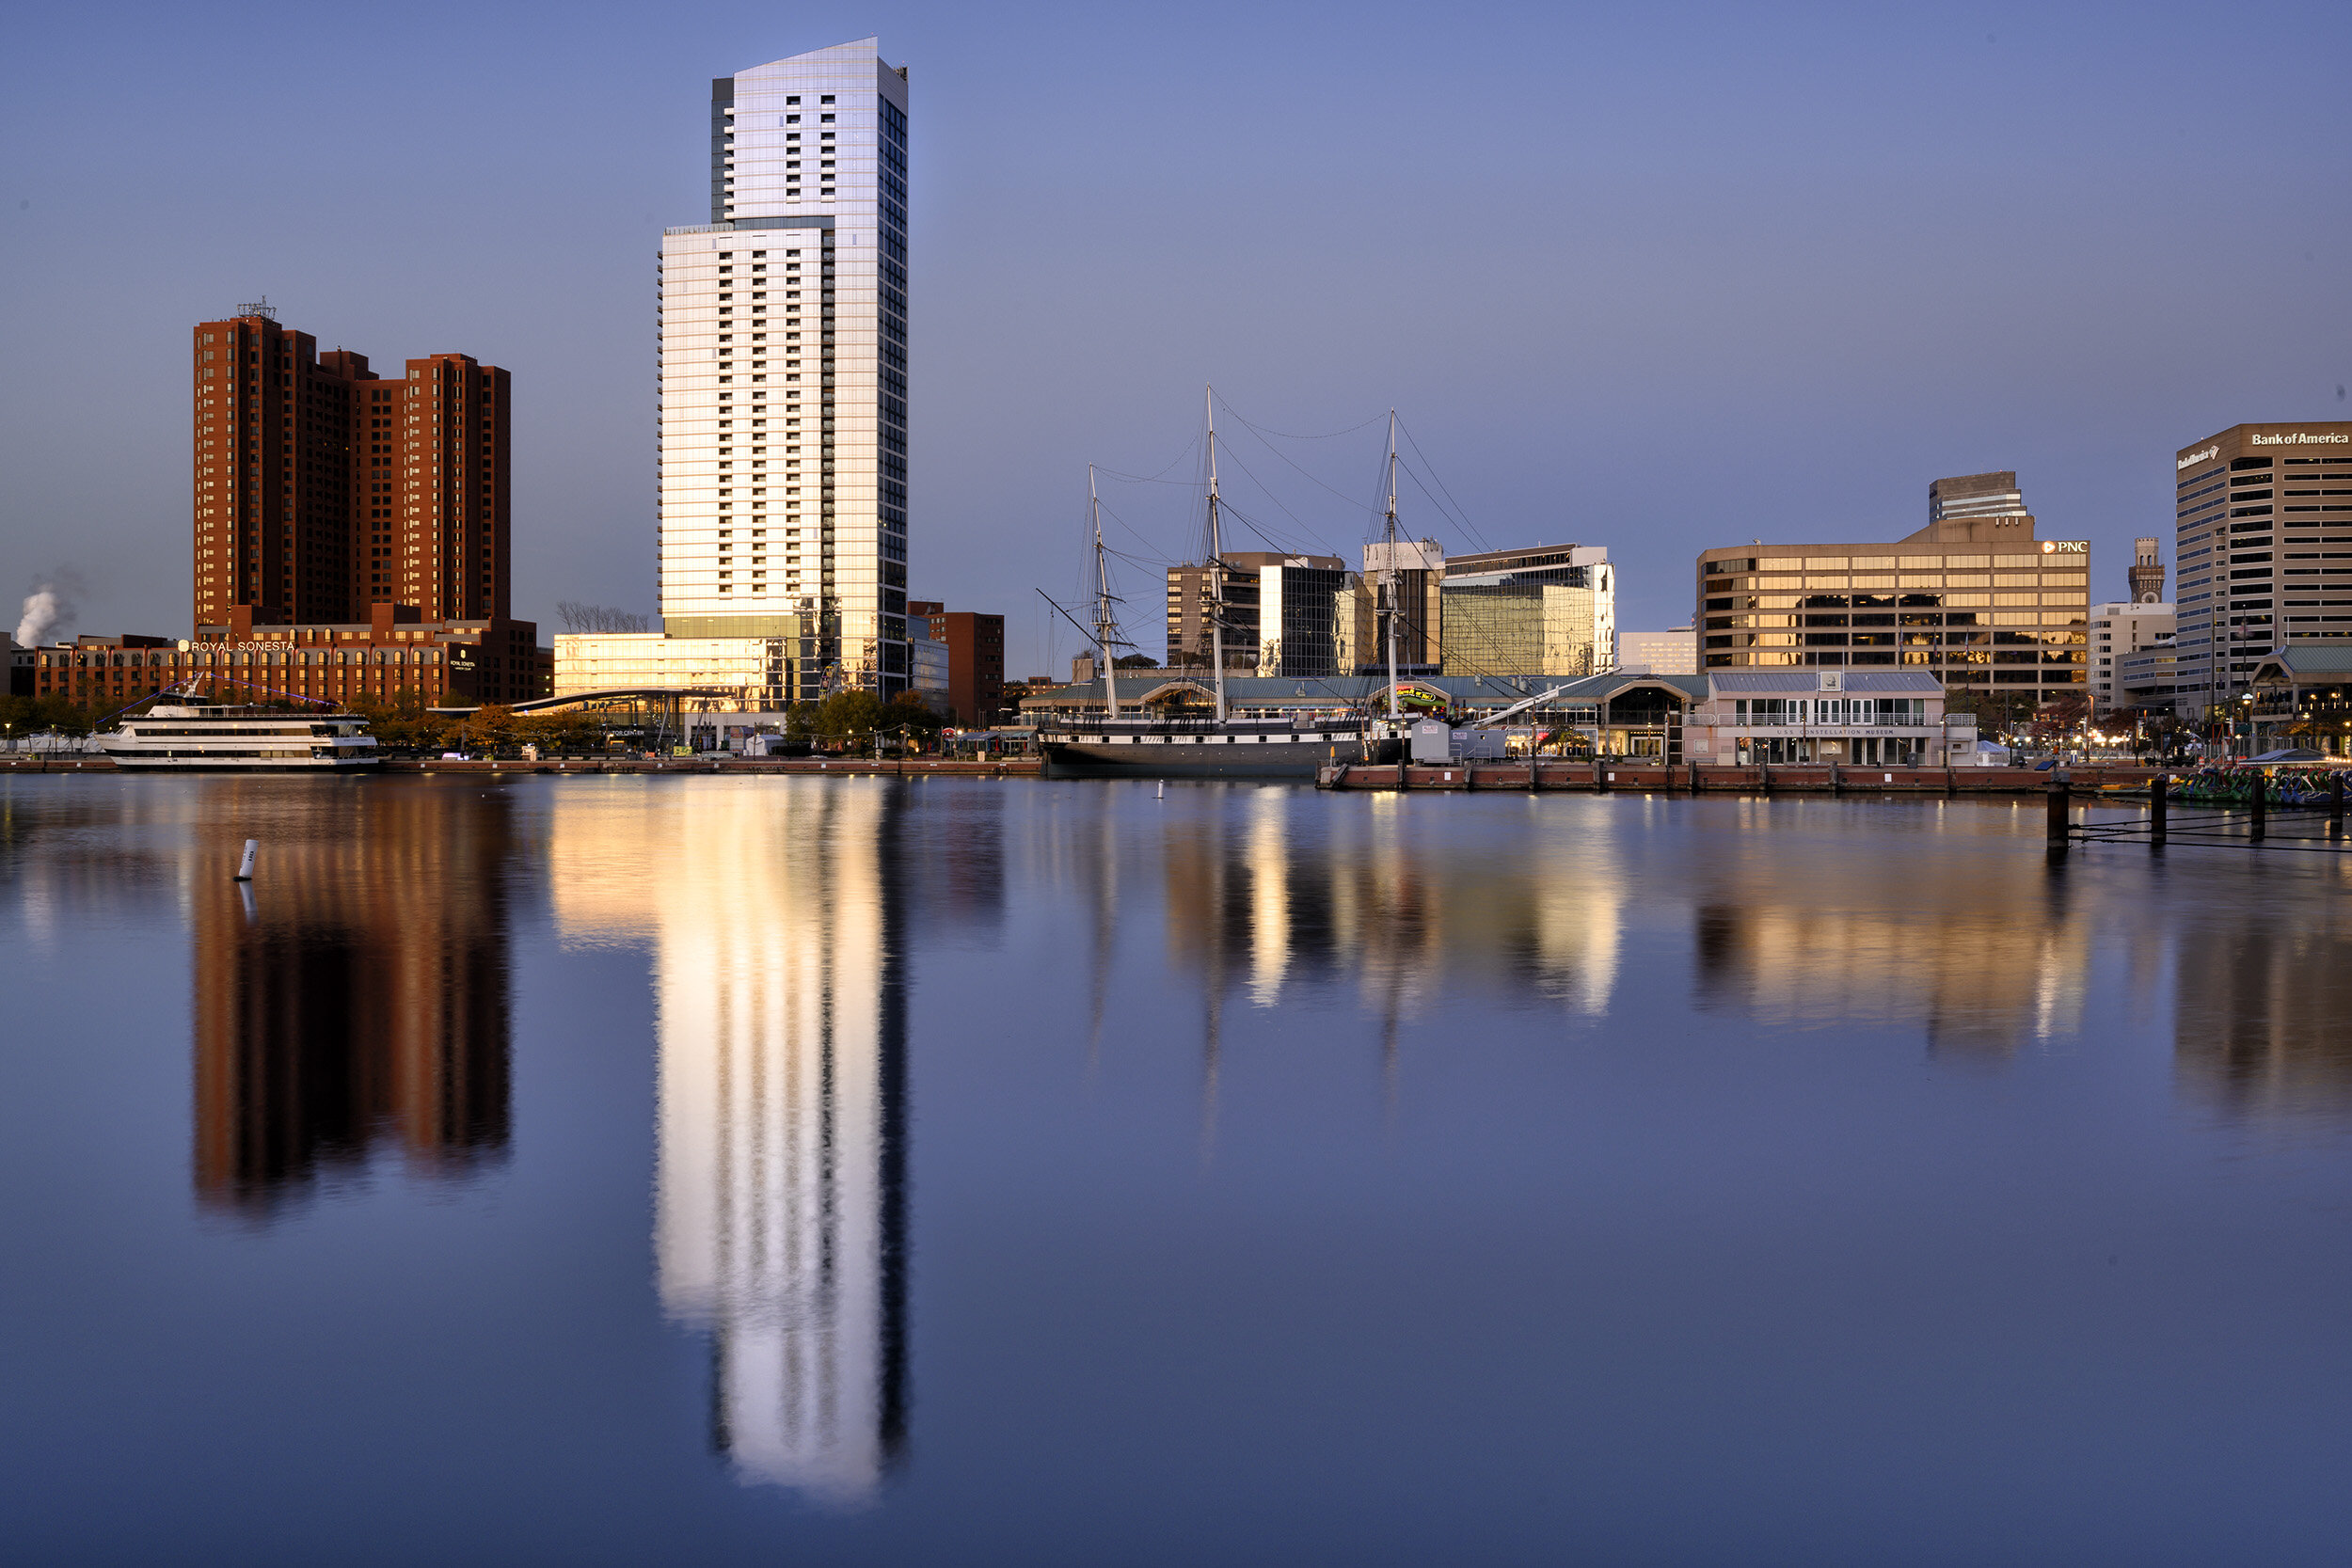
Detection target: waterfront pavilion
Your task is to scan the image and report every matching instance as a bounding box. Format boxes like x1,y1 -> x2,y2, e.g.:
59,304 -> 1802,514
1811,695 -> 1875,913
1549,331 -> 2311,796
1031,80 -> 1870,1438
2247,645 -> 2352,757
1686,669 -> 1950,767
1017,671 -> 1708,758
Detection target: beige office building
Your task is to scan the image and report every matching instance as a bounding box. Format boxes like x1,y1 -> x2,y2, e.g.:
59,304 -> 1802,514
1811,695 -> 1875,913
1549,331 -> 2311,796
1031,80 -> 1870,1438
2090,602 -> 2174,716
1698,472 -> 2089,701
2169,421 -> 2352,722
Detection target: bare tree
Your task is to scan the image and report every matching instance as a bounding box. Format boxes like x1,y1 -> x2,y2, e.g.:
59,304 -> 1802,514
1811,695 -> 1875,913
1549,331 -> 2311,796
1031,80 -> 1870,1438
556,600 -> 651,634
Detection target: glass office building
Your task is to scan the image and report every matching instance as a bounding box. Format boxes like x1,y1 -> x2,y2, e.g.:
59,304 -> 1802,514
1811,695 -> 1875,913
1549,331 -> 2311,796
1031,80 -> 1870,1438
658,39 -> 912,699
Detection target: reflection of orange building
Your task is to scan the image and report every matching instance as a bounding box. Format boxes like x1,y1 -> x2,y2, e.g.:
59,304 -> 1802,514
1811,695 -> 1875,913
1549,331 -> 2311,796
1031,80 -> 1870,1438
1154,791 -> 1624,1021
2176,918 -> 2352,1119
192,783 -> 512,1211
1687,805 -> 2090,1053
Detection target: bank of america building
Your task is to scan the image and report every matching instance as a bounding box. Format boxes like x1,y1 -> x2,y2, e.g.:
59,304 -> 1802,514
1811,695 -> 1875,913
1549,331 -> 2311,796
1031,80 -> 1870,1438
655,39 -> 912,699
2170,422 -> 2352,721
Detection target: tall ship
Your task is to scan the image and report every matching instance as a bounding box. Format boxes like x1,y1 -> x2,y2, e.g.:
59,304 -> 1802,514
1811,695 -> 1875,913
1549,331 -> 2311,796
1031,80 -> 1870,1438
1036,394 -> 1412,780
100,693 -> 379,771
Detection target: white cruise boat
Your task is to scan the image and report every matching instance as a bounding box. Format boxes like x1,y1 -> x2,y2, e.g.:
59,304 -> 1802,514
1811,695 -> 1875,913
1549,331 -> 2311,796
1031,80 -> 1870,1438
100,697 -> 378,771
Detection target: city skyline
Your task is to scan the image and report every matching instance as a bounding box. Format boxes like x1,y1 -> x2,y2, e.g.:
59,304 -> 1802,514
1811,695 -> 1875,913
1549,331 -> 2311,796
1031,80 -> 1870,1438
3,2 -> 2348,672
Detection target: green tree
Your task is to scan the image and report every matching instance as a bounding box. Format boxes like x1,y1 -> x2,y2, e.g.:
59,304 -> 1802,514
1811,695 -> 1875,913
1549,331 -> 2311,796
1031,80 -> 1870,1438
882,691 -> 945,752
1946,689 -> 2042,741
812,689 -> 887,744
515,709 -> 598,752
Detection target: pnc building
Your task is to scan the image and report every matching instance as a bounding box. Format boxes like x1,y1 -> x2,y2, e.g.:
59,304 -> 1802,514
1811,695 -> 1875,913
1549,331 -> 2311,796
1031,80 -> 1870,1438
1697,471 -> 2089,702
2169,422 -> 2352,722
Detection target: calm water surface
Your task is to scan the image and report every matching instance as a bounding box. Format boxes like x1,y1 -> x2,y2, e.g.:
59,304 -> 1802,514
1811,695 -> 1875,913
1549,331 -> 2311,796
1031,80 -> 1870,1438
4,774 -> 2351,1565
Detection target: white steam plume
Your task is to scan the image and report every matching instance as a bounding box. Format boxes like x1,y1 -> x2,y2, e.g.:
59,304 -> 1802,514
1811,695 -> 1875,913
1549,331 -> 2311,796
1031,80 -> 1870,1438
15,577 -> 81,648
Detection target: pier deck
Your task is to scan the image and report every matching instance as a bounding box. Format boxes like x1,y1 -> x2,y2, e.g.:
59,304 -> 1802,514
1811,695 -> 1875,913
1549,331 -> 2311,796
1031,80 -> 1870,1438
1316,761 -> 2164,795
1,753 -> 2168,793
0,755 -> 1042,777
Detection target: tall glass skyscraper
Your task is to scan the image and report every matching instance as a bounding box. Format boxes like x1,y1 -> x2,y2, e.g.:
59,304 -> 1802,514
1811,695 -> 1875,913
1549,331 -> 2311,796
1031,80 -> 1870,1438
657,39 -> 911,699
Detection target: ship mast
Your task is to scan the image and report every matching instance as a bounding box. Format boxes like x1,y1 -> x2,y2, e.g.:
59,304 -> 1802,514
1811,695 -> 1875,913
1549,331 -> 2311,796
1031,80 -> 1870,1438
1382,409 -> 1402,722
1205,386 -> 1229,724
1090,464 -> 1120,719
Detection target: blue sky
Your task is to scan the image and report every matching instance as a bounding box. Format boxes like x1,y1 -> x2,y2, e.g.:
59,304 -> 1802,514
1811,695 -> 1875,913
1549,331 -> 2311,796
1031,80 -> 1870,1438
3,0 -> 2347,673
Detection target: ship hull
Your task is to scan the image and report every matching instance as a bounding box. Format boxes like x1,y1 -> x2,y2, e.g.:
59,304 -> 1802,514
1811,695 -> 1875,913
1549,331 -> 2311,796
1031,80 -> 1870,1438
1040,734 -> 1371,780
103,753 -> 379,771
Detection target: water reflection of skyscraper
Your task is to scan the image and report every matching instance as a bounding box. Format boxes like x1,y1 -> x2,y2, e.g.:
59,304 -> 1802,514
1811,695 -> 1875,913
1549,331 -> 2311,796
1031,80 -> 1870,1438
191,783 -> 513,1212
548,780 -> 950,1500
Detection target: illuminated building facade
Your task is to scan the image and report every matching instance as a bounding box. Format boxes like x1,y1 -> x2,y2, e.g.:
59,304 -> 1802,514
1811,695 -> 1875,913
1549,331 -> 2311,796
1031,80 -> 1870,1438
1698,472 -> 2090,700
29,604 -> 547,708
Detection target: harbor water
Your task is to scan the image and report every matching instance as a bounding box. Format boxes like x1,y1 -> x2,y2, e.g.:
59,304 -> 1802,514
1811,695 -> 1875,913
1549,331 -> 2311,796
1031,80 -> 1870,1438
4,773 -> 2350,1565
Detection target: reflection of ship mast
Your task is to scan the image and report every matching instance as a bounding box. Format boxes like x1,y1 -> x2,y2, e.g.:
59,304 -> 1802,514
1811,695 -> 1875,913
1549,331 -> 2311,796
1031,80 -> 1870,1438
1086,798 -> 1118,1071
1200,949 -> 1224,1166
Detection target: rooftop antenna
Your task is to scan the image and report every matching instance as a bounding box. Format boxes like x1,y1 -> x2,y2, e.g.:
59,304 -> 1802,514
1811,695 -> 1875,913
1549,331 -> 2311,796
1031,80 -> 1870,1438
235,295 -> 278,321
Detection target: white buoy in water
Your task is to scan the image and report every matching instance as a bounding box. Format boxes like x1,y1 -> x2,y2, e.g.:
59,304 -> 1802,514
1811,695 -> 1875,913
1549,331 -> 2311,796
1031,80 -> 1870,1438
1156,781 -> 1165,800
234,839 -> 258,881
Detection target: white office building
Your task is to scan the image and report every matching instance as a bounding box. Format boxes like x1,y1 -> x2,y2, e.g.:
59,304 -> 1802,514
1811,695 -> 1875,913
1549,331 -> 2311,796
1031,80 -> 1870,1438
658,39 -> 912,699
2090,601 -> 2175,715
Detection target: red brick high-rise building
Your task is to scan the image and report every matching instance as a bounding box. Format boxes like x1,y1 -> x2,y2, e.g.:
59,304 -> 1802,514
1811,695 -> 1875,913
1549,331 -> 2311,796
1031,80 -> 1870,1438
907,601 -> 1006,724
193,305 -> 511,629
